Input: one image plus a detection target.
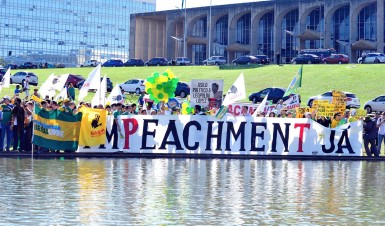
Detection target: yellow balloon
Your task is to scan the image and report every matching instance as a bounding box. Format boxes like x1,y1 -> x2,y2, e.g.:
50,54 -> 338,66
158,75 -> 168,83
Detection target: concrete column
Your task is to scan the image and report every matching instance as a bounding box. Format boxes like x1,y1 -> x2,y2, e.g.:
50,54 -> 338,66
377,0 -> 384,52
250,10 -> 258,55
142,19 -> 150,61
349,2 -> 358,62
324,6 -> 332,49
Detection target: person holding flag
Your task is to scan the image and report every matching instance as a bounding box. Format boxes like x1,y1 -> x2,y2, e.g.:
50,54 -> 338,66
283,65 -> 303,97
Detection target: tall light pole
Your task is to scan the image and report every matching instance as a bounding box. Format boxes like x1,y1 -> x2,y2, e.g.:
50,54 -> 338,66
183,0 -> 187,58
208,0 -> 212,59
315,0 -> 323,48
175,3 -> 187,58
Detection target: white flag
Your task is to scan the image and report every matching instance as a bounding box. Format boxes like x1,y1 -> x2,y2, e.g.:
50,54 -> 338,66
222,73 -> 246,106
91,75 -> 107,107
55,87 -> 68,101
52,74 -> 69,91
107,84 -> 124,105
39,73 -> 56,98
1,68 -> 11,88
78,64 -> 101,101
252,92 -> 269,116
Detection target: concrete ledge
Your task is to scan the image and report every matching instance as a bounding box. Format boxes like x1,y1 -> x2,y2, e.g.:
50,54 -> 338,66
0,152 -> 382,161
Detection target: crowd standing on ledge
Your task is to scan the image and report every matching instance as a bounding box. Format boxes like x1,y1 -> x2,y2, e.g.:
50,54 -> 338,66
0,88 -> 380,157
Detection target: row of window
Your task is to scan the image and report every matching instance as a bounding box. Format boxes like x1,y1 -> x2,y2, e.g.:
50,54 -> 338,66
0,0 -> 155,64
187,3 -> 380,61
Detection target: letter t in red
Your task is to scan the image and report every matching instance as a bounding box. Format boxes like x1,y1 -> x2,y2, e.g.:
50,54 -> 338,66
294,123 -> 310,152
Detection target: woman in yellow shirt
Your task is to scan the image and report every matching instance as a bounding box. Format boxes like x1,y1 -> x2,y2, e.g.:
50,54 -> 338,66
331,113 -> 341,128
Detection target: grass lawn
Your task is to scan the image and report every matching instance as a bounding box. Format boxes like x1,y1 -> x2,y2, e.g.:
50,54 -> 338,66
4,64 -> 384,107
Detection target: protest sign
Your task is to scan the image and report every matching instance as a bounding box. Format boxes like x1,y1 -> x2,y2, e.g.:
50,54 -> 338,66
190,80 -> 224,108
316,103 -> 335,117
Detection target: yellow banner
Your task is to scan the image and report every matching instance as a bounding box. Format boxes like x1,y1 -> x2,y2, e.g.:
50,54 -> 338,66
312,100 -> 329,109
316,103 -> 336,117
295,107 -> 314,118
79,107 -> 107,146
332,90 -> 346,113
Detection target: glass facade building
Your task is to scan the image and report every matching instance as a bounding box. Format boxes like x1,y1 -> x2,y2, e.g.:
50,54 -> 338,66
0,0 -> 155,66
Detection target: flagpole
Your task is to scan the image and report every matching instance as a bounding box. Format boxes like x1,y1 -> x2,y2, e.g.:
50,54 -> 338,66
208,0 -> 212,59
183,0 -> 187,58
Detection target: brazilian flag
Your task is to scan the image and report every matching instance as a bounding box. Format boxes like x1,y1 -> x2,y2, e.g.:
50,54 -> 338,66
283,65 -> 303,97
33,105 -> 83,151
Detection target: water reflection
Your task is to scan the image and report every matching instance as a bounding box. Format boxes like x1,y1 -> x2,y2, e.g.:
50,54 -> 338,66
0,158 -> 384,224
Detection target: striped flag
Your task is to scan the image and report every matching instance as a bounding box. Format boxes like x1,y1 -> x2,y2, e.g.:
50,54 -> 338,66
33,105 -> 82,151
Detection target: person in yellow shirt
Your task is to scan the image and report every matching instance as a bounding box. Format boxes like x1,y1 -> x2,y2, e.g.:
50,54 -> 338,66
331,112 -> 341,128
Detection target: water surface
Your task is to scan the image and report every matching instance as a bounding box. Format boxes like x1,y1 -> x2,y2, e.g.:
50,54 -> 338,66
0,158 -> 384,225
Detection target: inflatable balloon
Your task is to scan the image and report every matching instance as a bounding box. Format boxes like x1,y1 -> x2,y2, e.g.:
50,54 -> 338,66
181,101 -> 194,115
145,69 -> 179,103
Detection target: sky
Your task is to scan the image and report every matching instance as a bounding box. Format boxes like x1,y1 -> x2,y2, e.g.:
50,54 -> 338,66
156,0 -> 260,11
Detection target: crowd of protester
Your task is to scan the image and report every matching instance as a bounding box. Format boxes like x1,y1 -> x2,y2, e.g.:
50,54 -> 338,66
0,89 -> 381,157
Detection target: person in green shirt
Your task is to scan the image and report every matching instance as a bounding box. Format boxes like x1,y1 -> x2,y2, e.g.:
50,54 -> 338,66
1,96 -> 13,152
67,83 -> 75,101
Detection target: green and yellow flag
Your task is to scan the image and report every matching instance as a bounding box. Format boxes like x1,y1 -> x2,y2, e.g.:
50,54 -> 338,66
78,107 -> 107,147
33,105 -> 82,151
283,65 -> 303,97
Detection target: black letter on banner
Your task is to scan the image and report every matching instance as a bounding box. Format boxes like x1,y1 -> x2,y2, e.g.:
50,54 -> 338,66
271,123 -> 290,152
205,121 -> 224,151
250,122 -> 267,152
141,119 -> 158,150
226,122 -> 246,151
336,128 -> 354,154
183,121 -> 201,150
322,130 -> 336,153
159,120 -> 183,150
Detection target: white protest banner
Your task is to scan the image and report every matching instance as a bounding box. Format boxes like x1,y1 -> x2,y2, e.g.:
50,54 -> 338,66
107,84 -> 125,104
52,74 -> 69,91
222,73 -> 246,106
78,64 -> 101,101
1,68 -> 11,88
190,79 -> 224,108
91,75 -> 107,107
38,73 -> 56,98
283,94 -> 300,109
77,115 -> 363,157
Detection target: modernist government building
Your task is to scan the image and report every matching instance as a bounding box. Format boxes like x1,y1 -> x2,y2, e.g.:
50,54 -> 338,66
130,0 -> 384,64
0,0 -> 156,66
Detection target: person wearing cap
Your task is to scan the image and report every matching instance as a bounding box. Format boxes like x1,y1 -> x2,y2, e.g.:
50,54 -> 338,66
58,99 -> 71,113
33,88 -> 40,98
1,96 -> 13,152
285,111 -> 294,118
363,115 -> 379,157
376,112 -> 385,155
